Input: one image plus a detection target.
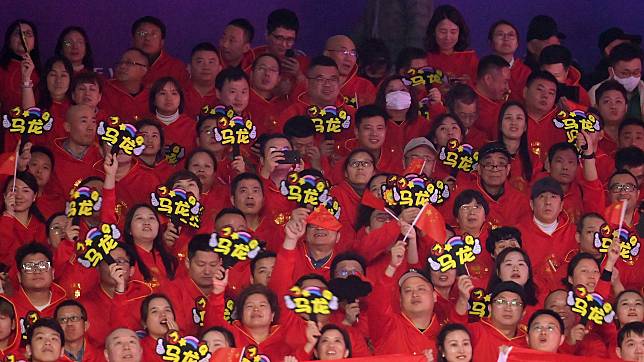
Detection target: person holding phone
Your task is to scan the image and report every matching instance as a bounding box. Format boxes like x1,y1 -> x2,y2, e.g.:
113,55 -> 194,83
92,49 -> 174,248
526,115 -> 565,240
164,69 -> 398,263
258,134 -> 301,222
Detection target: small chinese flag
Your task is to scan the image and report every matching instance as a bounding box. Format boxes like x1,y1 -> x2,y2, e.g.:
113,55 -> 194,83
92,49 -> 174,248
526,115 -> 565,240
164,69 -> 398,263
604,201 -> 625,226
415,204 -> 446,243
361,190 -> 385,210
404,158 -> 425,174
0,151 -> 17,175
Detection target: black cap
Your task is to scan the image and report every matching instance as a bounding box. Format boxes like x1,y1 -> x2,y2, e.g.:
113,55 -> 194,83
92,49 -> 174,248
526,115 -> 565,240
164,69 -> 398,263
530,176 -> 564,200
598,27 -> 642,52
490,281 -> 526,305
539,45 -> 572,67
527,15 -> 566,42
479,141 -> 511,162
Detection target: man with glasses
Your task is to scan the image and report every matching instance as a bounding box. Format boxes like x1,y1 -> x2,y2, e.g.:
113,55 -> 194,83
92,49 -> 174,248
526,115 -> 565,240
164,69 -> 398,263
447,142 -> 530,226
489,20 -> 532,102
526,309 -> 566,353
402,137 -> 438,178
473,55 -> 511,140
10,243 -> 66,332
323,35 -> 376,108
131,16 -> 189,86
54,300 -> 102,361
99,48 -> 150,121
445,84 -> 487,148
607,170 -> 640,230
78,245 -> 151,349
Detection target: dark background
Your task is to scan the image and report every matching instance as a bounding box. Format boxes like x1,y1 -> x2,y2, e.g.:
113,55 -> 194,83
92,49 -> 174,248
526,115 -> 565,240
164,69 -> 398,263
2,0 -> 643,73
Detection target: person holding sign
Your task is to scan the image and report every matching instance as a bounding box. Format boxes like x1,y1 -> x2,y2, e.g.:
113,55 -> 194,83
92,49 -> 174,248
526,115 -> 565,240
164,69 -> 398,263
137,293 -> 180,362
134,119 -> 176,183
331,149 -> 375,232
445,84 -> 487,149
0,20 -> 40,115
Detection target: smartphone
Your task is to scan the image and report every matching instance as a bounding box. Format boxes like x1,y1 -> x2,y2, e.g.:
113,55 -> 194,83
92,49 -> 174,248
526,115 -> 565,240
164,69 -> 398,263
276,150 -> 301,164
285,49 -> 295,58
557,84 -> 580,103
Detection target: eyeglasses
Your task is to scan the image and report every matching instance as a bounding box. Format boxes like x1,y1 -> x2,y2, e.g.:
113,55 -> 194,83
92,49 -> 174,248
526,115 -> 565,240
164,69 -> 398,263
349,160 -> 373,169
57,315 -> 84,324
135,30 -> 160,39
459,204 -> 482,212
22,261 -> 51,274
493,298 -> 523,308
337,269 -> 360,278
609,183 -> 637,193
113,258 -> 130,265
270,33 -> 296,44
49,225 -> 64,235
307,76 -> 340,85
480,163 -> 508,171
493,32 -> 517,40
115,60 -> 148,68
326,49 -> 357,57
63,40 -> 85,48
531,324 -> 558,334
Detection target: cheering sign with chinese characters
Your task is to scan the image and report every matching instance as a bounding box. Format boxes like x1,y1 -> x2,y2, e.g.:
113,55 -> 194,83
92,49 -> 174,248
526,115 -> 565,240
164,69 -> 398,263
307,105 -> 351,136
381,173 -> 450,214
192,296 -> 207,327
76,224 -> 120,268
203,105 -> 257,146
209,227 -> 261,269
279,171 -> 331,208
2,107 -> 53,136
322,197 -> 341,219
566,285 -> 615,325
593,223 -> 640,263
428,235 -> 482,273
239,345 -> 270,362
284,286 -> 339,320
164,143 -> 185,165
97,116 -> 146,156
150,186 -> 203,229
438,139 -> 479,173
155,331 -> 210,362
402,67 -> 448,89
468,288 -> 491,319
65,187 -> 102,219
552,110 -> 600,151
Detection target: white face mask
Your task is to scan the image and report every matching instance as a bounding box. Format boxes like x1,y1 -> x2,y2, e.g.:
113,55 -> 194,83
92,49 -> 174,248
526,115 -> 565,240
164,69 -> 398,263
385,90 -> 412,110
613,74 -> 640,92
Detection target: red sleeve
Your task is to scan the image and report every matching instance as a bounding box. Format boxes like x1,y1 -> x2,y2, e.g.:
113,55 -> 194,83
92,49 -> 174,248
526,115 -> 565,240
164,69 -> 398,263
579,177 -> 605,215
100,187 -> 118,224
353,222 -> 400,263
366,272 -> 399,343
203,291 -> 227,328
268,247 -> 299,324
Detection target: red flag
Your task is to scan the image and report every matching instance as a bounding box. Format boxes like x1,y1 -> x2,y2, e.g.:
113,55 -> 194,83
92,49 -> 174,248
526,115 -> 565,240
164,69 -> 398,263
504,346 -> 622,362
604,201 -> 624,226
0,151 -> 16,175
404,158 -> 425,174
210,347 -> 242,361
415,204 -> 446,243
361,189 -> 385,211
305,355 -> 426,362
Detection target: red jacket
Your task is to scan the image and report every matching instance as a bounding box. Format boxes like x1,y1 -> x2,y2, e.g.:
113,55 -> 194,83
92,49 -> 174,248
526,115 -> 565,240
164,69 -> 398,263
508,150 -> 544,194
426,50 -> 479,85
330,181 -> 361,232
464,126 -> 489,148
473,87 -> 503,140
142,50 -> 189,87
181,81 -> 218,119
49,138 -> 103,196
159,275 -> 219,337
384,116 -> 434,151
9,282 -> 67,328
563,67 -> 591,107
527,107 -> 567,162
0,215 -> 47,264
246,88 -> 292,136
468,319 -> 528,361
259,174 -> 297,223
93,159 -> 161,212
508,58 -> 532,102
79,280 -> 152,349
339,66 -> 376,108
155,113 -> 198,160
0,59 -> 39,114
0,295 -> 23,360
99,80 -> 150,121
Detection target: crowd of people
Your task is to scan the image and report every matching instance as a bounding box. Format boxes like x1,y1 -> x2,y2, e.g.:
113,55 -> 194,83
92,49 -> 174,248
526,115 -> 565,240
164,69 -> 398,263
0,4 -> 642,362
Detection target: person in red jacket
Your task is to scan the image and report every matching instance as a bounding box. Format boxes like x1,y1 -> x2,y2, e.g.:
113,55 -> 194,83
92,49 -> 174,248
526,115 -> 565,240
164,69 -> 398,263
402,137 -> 439,179
473,55 -> 511,140
616,321 -> 644,362
445,84 -> 488,148
258,134 -> 300,221
103,328 -> 143,362
323,35 -> 376,108
523,71 -> 566,162
283,116 -> 334,175
0,296 -> 21,360
526,309 -> 566,353
194,114 -> 247,186
0,20 -> 41,115
607,170 -> 640,230
218,18 -> 254,70
138,294 -> 180,362
248,54 -> 291,136
10,243 -> 67,334
596,81 -> 629,158
489,20 -> 531,102
424,5 -> 479,85
25,318 -> 68,362
131,16 -> 189,87
99,49 -> 150,121
524,15 -> 565,72
135,119 -> 176,184
183,42 -> 221,119
539,45 -> 590,106
54,300 -> 102,362
330,150 -> 376,232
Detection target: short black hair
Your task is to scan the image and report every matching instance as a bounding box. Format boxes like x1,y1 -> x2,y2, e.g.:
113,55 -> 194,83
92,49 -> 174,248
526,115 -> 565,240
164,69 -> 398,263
166,169 -> 203,194
30,145 -> 55,169
575,212 -> 606,233
132,16 -> 166,39
231,172 -> 263,196
616,146 -> 644,170
191,42 -> 219,58
283,116 -> 316,138
477,54 -> 510,80
526,70 -> 558,88
71,71 -> 103,96
228,18 -> 255,43
295,273 -> 328,288
596,79 -> 628,101
528,309 -> 565,335
235,284 -> 279,323
395,47 -> 427,73
619,117 -> 644,136
201,326 -> 236,347
259,133 -> 291,158
609,169 -> 639,188
215,67 -> 249,91
55,299 -> 88,321
618,321 -> 644,347
307,55 -> 339,74
330,252 -> 367,278
184,148 -> 217,173
27,318 -> 65,346
215,207 -> 246,224
485,226 -> 522,255
187,234 -> 214,260
355,104 -> 388,128
609,43 -> 642,66
452,189 -> 489,218
565,252 -> 600,286
149,76 -> 185,114
547,142 -> 578,163
488,20 -> 519,41
445,84 -> 477,112
267,8 -> 299,34
15,242 -> 53,271
250,250 -> 277,275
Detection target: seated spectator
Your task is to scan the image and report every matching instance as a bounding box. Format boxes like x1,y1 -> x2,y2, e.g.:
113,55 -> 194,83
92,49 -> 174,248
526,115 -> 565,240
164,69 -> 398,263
526,309 -> 566,353
445,84 -> 487,148
585,27 -> 641,89
488,20 -> 531,101
25,318 -> 65,362
539,44 -> 590,106
524,15 -> 564,71
182,42 -> 221,118
616,321 -> 644,361
54,299 -> 102,361
436,323 -> 473,362
473,55 -> 511,139
618,118 -> 644,151
485,226 -> 523,260
138,294 -> 179,361
99,48 -> 150,120
54,26 -> 93,75
247,54 -> 290,135
357,38 -> 391,86
218,18 -> 254,69
103,328 -> 143,362
596,80 -> 628,157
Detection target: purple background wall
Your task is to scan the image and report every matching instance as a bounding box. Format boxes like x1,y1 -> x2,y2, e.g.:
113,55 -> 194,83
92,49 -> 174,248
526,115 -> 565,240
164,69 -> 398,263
2,0 -> 643,73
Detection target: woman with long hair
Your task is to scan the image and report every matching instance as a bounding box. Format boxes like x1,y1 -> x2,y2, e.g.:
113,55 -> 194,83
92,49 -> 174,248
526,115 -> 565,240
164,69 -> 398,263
54,26 -> 94,74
